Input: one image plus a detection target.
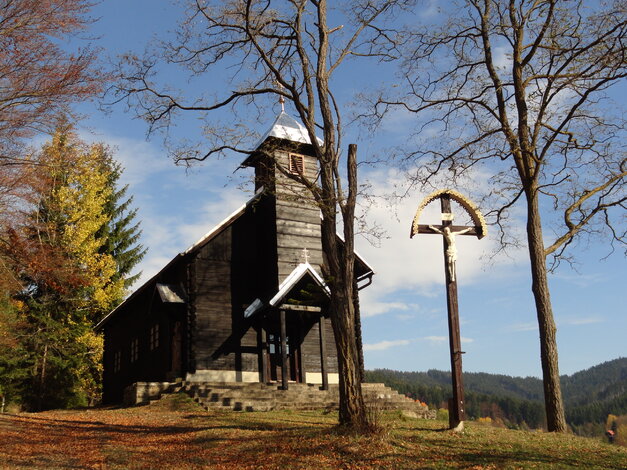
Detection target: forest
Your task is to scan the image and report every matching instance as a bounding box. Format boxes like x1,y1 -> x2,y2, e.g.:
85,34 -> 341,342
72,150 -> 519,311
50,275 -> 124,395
366,357 -> 627,437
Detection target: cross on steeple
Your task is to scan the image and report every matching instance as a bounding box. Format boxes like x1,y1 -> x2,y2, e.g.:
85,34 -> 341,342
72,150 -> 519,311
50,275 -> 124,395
301,247 -> 310,264
276,81 -> 286,113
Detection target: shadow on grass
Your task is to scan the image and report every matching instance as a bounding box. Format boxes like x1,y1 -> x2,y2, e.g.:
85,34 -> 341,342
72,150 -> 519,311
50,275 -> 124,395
2,412 -> 625,470
1,413 -> 200,435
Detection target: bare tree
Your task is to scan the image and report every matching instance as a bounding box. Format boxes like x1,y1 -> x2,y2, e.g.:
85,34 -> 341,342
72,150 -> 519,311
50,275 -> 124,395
373,0 -> 626,432
0,0 -> 104,165
110,0 -> 412,430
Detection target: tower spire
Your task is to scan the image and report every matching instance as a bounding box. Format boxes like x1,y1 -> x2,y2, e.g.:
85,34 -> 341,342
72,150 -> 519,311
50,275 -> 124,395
277,82 -> 285,112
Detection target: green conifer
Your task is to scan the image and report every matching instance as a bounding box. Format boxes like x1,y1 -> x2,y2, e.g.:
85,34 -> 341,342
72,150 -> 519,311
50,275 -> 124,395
96,157 -> 146,296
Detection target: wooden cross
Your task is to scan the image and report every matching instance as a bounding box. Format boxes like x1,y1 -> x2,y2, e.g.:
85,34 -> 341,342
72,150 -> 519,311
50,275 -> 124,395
301,248 -> 310,264
411,192 -> 485,432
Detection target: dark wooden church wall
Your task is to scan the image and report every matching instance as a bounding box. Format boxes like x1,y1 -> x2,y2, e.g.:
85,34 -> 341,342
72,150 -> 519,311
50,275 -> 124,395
102,282 -> 172,402
192,205 -> 272,375
248,194 -> 279,300
230,207 -> 268,374
193,225 -> 233,371
324,316 -> 339,373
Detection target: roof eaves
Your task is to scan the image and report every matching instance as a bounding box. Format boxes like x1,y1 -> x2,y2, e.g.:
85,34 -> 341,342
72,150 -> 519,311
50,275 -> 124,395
95,255 -> 181,330
183,189 -> 263,255
97,190 -> 264,331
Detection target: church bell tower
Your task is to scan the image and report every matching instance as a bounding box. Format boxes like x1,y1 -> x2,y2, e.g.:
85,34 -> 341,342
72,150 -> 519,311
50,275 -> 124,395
241,112 -> 324,287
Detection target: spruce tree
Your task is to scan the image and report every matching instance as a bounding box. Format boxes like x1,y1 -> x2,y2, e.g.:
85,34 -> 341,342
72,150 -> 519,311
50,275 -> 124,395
96,158 -> 146,295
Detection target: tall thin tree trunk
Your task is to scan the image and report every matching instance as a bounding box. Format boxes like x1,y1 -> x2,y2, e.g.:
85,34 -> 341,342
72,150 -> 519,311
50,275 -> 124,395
37,343 -> 48,411
525,188 -> 567,432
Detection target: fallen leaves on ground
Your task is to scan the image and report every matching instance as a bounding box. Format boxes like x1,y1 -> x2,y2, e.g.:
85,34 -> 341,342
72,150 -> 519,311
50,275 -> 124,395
0,395 -> 625,469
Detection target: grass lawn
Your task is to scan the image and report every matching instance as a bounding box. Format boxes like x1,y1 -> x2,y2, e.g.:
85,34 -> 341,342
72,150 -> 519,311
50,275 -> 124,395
0,395 -> 625,469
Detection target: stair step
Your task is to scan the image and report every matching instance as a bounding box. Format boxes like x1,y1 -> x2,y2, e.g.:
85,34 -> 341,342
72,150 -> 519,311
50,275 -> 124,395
136,380 -> 435,418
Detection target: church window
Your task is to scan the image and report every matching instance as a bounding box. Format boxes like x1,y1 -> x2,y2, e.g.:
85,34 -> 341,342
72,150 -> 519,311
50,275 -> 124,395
288,154 -> 305,175
150,324 -> 160,350
113,351 -> 121,373
130,338 -> 139,363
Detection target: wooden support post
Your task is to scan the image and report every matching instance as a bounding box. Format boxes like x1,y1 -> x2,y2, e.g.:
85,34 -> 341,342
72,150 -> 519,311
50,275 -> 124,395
441,195 -> 466,430
260,324 -> 268,383
280,309 -> 288,391
319,315 -> 328,390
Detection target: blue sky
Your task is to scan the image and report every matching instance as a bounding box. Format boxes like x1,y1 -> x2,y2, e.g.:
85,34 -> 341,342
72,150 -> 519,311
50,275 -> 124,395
72,0 -> 625,379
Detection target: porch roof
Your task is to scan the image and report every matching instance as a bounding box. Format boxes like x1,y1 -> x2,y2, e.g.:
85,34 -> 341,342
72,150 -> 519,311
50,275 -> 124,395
244,263 -> 330,319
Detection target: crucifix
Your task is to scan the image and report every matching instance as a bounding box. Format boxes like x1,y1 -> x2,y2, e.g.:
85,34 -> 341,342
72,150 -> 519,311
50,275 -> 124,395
410,189 -> 487,431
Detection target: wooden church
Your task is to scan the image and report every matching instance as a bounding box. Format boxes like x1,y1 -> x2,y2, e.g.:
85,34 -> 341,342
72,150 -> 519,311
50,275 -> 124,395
97,112 -> 374,403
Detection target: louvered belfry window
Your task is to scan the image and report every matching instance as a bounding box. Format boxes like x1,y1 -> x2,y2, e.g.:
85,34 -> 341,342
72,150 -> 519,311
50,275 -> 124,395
288,153 -> 305,175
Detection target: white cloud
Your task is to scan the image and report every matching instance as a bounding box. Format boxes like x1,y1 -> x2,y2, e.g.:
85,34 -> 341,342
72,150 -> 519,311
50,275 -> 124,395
509,315 -> 603,333
364,334 -> 471,352
560,316 -> 604,326
423,335 -> 447,343
175,188 -> 248,245
378,107 -> 416,135
420,0 -> 441,18
364,339 -> 411,351
361,300 -> 418,318
82,130 -> 251,291
493,46 -> 512,71
509,322 -> 538,332
552,272 -> 605,288
356,168 -> 526,322
395,314 -> 416,321
79,131 -> 171,187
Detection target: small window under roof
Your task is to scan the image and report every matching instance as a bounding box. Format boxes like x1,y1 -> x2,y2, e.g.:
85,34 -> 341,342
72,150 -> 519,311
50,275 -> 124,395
288,154 -> 305,175
156,283 -> 186,303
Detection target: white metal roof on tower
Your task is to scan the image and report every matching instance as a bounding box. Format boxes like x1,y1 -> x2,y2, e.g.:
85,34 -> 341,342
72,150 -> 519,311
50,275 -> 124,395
254,111 -> 323,148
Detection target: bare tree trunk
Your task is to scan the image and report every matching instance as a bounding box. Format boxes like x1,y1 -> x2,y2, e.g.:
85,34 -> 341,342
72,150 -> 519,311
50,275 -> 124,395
321,224 -> 367,428
37,343 -> 48,411
330,279 -> 367,427
526,187 -> 567,432
320,144 -> 367,429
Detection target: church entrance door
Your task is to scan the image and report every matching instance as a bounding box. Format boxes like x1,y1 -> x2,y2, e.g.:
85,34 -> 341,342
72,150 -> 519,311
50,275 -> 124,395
266,329 -> 301,383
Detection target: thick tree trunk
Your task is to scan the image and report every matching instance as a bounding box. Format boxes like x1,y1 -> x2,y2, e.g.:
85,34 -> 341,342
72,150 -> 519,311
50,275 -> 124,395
318,144 -> 367,429
321,221 -> 367,428
329,279 -> 367,428
525,188 -> 567,432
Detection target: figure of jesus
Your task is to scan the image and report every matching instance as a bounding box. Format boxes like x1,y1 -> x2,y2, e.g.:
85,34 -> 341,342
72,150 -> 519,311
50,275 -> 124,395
428,225 -> 473,282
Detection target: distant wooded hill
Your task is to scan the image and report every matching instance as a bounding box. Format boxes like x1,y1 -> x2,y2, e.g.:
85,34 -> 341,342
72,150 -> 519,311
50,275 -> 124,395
365,357 -> 626,435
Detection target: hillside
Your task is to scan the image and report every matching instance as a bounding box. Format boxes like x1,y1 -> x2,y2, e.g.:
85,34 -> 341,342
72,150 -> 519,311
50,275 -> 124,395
365,357 -> 627,432
0,395 -> 625,469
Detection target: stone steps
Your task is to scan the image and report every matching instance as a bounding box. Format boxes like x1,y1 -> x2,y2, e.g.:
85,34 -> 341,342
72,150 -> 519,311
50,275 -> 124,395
125,380 -> 435,419
180,382 -> 435,418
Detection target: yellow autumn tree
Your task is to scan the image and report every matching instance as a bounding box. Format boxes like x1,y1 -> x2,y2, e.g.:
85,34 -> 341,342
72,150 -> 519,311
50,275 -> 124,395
3,125 -> 129,408
38,128 -> 126,406
53,141 -> 125,317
